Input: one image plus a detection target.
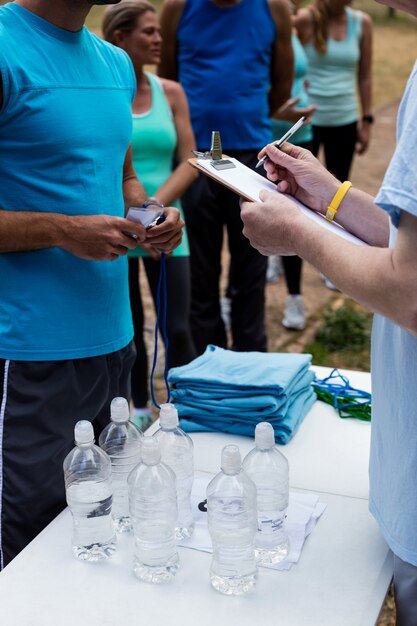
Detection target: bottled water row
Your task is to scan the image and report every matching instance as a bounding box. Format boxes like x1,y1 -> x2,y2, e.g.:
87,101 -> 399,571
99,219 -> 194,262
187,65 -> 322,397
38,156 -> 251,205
63,399 -> 289,595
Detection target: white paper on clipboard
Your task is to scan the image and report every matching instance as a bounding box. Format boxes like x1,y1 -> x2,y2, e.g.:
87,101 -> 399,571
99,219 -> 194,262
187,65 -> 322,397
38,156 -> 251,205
196,157 -> 367,247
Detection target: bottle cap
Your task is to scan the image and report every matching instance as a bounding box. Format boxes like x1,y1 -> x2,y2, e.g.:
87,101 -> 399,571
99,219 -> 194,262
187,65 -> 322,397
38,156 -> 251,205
141,436 -> 161,465
255,422 -> 275,449
110,397 -> 130,423
221,444 -> 241,474
159,403 -> 179,429
74,420 -> 94,445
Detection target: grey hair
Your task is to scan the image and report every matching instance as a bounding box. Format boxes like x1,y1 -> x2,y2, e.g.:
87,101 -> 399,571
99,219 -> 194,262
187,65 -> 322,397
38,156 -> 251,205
102,0 -> 156,44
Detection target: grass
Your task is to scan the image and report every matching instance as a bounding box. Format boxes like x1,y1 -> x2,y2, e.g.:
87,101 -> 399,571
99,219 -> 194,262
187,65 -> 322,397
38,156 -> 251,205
306,300 -> 372,371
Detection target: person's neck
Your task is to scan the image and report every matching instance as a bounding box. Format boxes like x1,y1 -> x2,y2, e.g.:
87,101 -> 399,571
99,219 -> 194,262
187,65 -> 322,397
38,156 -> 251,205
135,67 -> 147,88
14,0 -> 90,32
326,2 -> 346,19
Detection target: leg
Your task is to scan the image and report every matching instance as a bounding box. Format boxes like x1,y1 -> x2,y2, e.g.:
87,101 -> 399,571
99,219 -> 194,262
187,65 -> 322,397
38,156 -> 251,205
393,554 -> 417,626
226,151 -> 268,352
281,256 -> 305,329
282,256 -> 302,295
321,122 -> 358,182
0,344 -> 135,567
128,257 -> 149,408
182,176 -> 226,354
143,256 -> 197,368
311,125 -> 323,158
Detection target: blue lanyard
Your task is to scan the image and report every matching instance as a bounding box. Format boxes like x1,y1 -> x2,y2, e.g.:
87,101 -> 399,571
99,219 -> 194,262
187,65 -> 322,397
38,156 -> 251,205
149,252 -> 171,408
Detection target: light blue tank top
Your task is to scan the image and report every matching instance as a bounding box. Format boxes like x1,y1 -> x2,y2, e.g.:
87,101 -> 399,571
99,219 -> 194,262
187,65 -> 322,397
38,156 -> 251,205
304,7 -> 362,127
177,0 -> 275,150
130,73 -> 189,257
272,34 -> 313,145
0,3 -> 136,360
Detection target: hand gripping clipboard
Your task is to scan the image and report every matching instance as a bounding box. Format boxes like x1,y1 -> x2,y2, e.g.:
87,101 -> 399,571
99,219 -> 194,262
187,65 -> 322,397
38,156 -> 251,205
188,133 -> 367,247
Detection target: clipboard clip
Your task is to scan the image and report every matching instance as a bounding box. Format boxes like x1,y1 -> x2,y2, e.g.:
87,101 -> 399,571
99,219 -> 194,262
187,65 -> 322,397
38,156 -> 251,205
192,131 -> 236,170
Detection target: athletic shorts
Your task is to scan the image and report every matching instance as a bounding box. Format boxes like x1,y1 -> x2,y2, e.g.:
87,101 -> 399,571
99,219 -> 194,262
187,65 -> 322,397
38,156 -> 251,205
0,341 -> 136,569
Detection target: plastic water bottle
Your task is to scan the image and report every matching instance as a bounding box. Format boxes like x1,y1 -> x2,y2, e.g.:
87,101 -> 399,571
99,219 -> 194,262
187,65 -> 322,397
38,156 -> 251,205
128,436 -> 180,582
153,403 -> 194,539
206,444 -> 258,595
98,397 -> 142,533
63,420 -> 116,562
242,422 -> 290,564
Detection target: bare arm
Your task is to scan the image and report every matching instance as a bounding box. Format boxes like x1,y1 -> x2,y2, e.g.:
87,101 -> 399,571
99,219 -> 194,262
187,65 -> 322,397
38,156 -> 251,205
158,0 -> 185,80
356,12 -> 373,155
122,145 -> 148,210
268,0 -> 294,115
122,145 -> 185,254
259,142 -> 389,247
0,147 -> 183,259
242,195 -> 417,334
239,144 -> 417,334
151,80 -> 198,207
0,146 -> 149,259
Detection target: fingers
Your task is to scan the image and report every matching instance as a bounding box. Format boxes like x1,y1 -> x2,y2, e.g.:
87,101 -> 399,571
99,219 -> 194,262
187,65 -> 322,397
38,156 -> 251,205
119,218 -> 147,242
275,97 -> 300,115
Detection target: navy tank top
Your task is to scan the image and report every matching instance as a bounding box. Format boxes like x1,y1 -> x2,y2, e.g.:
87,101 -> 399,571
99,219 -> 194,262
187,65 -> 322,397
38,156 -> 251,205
177,0 -> 276,150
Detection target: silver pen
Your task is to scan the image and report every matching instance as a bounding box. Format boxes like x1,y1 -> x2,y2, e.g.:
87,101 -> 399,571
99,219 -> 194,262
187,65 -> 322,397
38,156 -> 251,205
256,116 -> 306,169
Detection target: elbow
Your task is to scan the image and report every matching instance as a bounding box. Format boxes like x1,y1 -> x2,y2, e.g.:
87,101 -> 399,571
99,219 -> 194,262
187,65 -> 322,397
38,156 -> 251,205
406,301 -> 417,337
397,292 -> 417,337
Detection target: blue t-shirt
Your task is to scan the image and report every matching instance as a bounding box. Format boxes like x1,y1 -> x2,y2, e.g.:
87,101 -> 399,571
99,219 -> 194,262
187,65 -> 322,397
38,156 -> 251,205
0,3 -> 136,360
177,0 -> 275,150
371,60 -> 417,566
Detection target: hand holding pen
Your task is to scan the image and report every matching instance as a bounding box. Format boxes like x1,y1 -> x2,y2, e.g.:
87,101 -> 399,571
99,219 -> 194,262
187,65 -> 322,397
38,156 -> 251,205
256,116 -> 306,169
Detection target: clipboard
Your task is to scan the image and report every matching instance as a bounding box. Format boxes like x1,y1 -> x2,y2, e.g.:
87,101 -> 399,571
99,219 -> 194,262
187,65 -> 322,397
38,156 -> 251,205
188,155 -> 265,201
188,156 -> 367,247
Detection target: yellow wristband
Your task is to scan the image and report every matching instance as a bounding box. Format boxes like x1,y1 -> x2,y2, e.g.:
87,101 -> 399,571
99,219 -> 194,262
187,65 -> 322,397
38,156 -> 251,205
325,181 -> 352,221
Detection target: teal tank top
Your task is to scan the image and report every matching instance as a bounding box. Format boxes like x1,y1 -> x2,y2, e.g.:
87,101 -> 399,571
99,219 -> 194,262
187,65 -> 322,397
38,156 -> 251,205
272,34 -> 313,145
304,7 -> 362,127
0,3 -> 136,360
130,72 -> 189,257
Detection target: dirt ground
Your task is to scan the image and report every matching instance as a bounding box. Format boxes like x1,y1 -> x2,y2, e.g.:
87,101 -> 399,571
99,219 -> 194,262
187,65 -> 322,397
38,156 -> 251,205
140,99 -> 399,624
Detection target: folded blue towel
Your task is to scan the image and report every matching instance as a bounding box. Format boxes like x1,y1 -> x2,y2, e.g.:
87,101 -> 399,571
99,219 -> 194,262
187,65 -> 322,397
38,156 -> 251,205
169,346 -> 317,444
172,369 -> 315,419
179,386 -> 317,445
169,345 -> 313,393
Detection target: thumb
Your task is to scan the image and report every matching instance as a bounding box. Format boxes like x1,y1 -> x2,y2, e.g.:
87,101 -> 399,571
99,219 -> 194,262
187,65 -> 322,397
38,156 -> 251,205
259,189 -> 276,203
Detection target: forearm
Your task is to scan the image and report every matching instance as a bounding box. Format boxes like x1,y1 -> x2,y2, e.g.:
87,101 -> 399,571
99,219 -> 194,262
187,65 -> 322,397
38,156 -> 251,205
122,174 -> 148,213
153,162 -> 198,207
0,209 -> 70,252
291,216 -> 415,333
325,187 -> 389,247
359,75 -> 372,117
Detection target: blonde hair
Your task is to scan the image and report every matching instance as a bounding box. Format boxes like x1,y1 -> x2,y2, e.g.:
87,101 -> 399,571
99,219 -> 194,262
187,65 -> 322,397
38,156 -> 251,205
309,0 -> 329,54
102,0 -> 156,44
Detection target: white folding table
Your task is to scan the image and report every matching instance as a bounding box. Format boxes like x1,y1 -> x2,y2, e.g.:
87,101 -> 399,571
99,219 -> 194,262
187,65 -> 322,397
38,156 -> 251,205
0,366 -> 393,626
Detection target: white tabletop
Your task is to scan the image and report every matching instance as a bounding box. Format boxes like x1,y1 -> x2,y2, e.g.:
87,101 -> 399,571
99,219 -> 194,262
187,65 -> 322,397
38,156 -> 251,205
0,366 -> 392,626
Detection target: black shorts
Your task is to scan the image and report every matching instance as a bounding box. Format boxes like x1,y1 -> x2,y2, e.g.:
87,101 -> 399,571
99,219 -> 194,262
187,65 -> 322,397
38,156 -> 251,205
0,341 -> 136,569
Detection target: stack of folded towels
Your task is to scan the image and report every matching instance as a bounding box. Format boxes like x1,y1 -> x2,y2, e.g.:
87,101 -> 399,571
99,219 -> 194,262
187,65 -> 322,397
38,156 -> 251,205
168,345 -> 317,444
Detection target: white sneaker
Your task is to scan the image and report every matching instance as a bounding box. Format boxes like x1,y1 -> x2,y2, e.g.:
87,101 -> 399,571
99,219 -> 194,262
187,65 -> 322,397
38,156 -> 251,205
282,295 -> 306,330
220,296 -> 232,331
266,256 -> 283,284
